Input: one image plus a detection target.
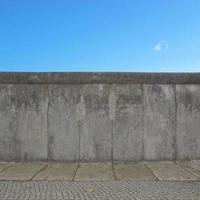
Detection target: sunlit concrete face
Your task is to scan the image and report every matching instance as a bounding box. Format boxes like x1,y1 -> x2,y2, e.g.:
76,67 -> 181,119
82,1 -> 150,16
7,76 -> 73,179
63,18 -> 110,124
0,73 -> 200,161
0,84 -> 48,161
143,84 -> 176,160
176,85 -> 200,160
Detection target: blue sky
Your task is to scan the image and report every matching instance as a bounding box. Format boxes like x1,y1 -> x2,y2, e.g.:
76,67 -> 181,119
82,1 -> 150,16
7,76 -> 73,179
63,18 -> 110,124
0,0 -> 200,72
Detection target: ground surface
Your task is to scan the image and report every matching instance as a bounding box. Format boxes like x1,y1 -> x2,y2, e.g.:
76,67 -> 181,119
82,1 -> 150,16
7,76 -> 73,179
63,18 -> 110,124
1,180 -> 200,200
0,160 -> 200,199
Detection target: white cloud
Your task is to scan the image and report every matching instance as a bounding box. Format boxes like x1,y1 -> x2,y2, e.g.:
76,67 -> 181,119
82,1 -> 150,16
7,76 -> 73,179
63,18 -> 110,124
154,41 -> 168,51
154,43 -> 161,51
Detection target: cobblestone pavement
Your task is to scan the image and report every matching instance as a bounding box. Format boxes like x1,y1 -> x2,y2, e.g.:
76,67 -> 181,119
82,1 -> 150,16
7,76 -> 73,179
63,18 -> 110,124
0,180 -> 200,200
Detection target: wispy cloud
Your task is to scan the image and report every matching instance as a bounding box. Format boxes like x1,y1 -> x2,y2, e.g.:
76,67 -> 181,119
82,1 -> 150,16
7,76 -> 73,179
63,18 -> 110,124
154,41 -> 168,51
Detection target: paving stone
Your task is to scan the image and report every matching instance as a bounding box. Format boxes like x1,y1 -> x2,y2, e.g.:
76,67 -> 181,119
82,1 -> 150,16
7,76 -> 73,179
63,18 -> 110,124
177,160 -> 200,178
114,162 -> 157,180
75,162 -> 114,181
0,162 -> 11,172
1,180 -> 200,200
0,162 -> 46,180
146,161 -> 198,180
33,162 -> 78,180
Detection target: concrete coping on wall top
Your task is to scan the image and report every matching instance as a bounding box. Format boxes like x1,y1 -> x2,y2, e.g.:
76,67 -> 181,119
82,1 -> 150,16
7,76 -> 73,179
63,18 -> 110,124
0,72 -> 200,84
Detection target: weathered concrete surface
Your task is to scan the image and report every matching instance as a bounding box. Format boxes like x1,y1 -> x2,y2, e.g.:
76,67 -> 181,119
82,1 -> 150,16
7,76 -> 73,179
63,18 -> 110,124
0,73 -> 200,162
0,162 -> 46,180
176,85 -> 200,160
146,161 -> 197,180
144,85 -> 176,160
33,163 -> 78,180
0,84 -> 48,161
1,72 -> 200,84
114,162 -> 157,180
74,162 -> 114,181
177,160 -> 200,178
113,85 -> 144,161
48,85 -> 79,161
79,85 -> 112,161
0,85 -> 17,160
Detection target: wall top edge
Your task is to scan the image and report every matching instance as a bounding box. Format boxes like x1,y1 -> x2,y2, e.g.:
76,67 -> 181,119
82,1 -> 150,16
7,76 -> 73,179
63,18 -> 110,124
0,72 -> 200,84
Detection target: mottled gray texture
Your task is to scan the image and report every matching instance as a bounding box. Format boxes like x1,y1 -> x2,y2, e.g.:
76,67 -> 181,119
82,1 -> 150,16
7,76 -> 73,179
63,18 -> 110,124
176,85 -> 200,160
146,161 -> 197,180
48,85 -> 80,161
1,180 -> 200,200
143,85 -> 176,160
79,85 -> 112,161
0,84 -> 48,161
33,163 -> 78,181
0,73 -> 200,161
1,72 -> 200,84
0,85 -> 17,160
114,162 -> 157,180
74,162 -> 114,181
0,162 -> 46,180
1,161 -> 199,181
177,160 -> 200,178
113,84 -> 144,161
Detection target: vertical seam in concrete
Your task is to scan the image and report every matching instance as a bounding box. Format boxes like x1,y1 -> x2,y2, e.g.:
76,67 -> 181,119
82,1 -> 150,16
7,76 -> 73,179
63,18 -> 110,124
111,119 -> 114,164
47,84 -> 50,161
78,120 -> 81,162
173,84 -> 177,160
141,84 -> 145,160
111,119 -> 117,179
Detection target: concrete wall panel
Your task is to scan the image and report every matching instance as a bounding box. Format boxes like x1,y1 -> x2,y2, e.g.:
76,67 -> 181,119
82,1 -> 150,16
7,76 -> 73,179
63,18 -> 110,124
0,85 -> 18,160
0,73 -> 200,161
113,84 -> 144,161
176,85 -> 200,160
143,85 -> 176,160
79,84 -> 112,161
0,84 -> 48,160
48,85 -> 80,161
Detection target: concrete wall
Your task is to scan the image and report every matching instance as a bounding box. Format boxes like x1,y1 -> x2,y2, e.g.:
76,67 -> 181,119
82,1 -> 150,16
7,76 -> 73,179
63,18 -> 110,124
0,73 -> 200,161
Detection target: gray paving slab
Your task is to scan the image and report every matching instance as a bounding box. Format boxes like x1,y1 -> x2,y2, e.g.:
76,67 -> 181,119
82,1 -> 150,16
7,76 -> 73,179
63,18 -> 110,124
114,162 -> 157,180
0,162 -> 46,181
146,161 -> 198,180
33,162 -> 78,180
75,162 -> 114,181
177,160 -> 200,178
